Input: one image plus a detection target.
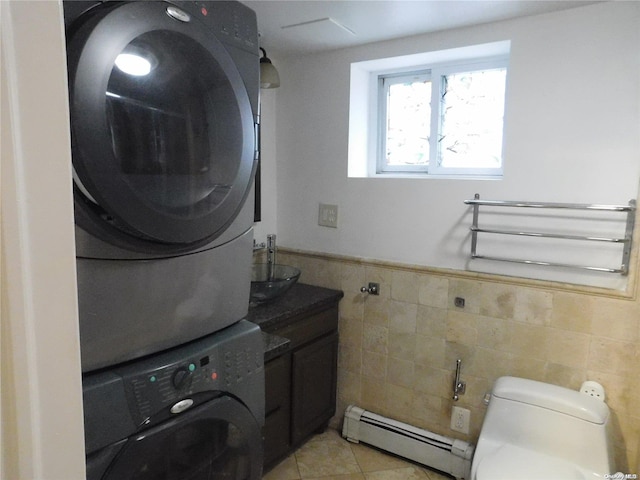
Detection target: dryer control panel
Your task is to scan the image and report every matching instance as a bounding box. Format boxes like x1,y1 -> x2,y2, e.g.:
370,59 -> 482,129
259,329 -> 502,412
185,1 -> 258,52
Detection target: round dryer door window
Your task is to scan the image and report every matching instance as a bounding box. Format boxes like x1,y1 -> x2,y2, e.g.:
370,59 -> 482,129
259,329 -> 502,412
98,395 -> 262,480
67,2 -> 256,250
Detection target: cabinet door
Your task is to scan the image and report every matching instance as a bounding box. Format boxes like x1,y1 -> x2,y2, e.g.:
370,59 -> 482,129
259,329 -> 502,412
263,354 -> 291,467
291,332 -> 338,445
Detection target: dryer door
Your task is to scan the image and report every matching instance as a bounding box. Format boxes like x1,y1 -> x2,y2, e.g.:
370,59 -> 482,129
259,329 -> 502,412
67,1 -> 256,253
96,395 -> 262,480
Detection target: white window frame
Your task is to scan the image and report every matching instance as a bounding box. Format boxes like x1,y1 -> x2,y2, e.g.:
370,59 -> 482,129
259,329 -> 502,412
347,41 -> 511,179
377,70 -> 432,173
376,57 -> 508,177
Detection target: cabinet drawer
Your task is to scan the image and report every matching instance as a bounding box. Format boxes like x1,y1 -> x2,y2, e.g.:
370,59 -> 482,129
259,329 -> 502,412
291,331 -> 338,445
264,354 -> 291,466
270,306 -> 338,350
265,354 -> 290,416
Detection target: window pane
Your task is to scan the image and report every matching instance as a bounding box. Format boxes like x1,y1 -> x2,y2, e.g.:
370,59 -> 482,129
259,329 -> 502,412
439,68 -> 506,169
385,79 -> 431,167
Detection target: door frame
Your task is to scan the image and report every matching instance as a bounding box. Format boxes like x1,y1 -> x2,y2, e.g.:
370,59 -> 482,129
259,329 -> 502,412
1,1 -> 85,478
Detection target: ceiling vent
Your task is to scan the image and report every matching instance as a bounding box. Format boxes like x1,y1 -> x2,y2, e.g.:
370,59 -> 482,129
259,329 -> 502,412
280,17 -> 355,50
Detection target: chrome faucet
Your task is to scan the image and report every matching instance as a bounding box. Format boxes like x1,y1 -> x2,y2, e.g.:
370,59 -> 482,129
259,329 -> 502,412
267,234 -> 277,266
266,234 -> 276,281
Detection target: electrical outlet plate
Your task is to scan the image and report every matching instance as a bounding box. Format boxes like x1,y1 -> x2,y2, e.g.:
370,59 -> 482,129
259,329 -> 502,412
318,203 -> 338,228
450,406 -> 471,434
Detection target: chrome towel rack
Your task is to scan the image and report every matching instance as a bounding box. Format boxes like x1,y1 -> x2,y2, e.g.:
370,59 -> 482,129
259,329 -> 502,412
464,194 -> 636,275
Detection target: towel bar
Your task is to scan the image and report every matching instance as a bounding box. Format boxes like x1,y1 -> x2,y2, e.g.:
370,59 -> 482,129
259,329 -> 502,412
470,227 -> 628,244
465,194 -> 636,275
464,198 -> 634,212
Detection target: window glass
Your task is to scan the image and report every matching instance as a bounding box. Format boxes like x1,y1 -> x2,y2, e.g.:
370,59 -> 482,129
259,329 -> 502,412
438,68 -> 507,171
376,58 -> 507,176
382,73 -> 431,169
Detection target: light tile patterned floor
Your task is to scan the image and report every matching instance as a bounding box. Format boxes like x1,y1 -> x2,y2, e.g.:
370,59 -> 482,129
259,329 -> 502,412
263,429 -> 454,480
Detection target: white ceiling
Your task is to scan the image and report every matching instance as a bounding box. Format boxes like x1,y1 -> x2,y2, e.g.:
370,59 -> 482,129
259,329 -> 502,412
241,0 -> 602,56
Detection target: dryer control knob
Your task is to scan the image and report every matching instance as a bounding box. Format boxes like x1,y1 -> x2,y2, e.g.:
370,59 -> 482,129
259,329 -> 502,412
172,367 -> 192,390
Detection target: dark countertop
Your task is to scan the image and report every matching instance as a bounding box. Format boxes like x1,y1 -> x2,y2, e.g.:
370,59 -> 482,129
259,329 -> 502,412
249,283 -> 343,361
261,332 -> 291,362
248,283 -> 344,331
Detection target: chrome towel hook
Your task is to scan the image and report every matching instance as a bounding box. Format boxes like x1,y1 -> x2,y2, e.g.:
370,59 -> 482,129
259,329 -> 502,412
360,283 -> 380,295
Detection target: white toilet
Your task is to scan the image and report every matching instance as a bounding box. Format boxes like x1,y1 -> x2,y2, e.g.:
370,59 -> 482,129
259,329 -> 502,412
470,376 -> 614,480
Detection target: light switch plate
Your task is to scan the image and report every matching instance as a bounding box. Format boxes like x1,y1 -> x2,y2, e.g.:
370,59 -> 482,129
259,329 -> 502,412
318,203 -> 338,228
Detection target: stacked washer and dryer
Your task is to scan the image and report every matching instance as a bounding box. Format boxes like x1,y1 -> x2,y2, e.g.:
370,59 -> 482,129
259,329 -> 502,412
63,1 -> 264,478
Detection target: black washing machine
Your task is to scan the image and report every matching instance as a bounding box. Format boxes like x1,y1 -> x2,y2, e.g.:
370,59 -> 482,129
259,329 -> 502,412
83,320 -> 264,480
63,0 -> 260,372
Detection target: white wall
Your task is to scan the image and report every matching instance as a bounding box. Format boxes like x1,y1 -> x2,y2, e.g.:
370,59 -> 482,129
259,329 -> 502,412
269,2 -> 640,289
1,1 -> 85,478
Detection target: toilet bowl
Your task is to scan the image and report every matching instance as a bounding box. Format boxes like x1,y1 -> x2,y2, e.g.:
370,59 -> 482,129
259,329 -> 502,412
470,376 -> 614,480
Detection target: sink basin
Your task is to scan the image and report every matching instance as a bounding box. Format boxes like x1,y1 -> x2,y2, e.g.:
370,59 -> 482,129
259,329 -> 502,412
250,264 -> 301,304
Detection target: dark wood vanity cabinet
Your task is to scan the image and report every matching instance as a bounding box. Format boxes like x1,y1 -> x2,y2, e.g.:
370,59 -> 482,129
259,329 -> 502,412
291,331 -> 338,445
257,291 -> 341,470
263,353 -> 291,465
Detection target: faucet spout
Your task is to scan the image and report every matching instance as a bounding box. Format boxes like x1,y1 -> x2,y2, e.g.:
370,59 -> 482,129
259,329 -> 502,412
267,234 -> 277,266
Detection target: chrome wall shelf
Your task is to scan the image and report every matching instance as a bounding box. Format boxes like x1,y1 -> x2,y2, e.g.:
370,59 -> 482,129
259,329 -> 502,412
464,194 -> 636,275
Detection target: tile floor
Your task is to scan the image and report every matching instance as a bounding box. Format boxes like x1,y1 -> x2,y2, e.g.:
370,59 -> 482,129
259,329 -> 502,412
263,429 -> 454,480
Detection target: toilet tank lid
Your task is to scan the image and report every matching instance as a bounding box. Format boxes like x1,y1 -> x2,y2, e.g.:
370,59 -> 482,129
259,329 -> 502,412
492,377 -> 609,424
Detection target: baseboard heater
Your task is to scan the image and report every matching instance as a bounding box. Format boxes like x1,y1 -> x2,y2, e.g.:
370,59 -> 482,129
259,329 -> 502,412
342,405 -> 474,480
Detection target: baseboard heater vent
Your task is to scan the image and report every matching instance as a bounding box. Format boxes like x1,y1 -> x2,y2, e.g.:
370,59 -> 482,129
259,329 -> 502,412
342,405 -> 474,480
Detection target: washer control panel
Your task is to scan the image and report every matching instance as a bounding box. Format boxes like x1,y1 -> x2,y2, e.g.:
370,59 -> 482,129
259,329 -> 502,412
112,320 -> 263,426
126,351 -> 220,421
83,320 -> 264,455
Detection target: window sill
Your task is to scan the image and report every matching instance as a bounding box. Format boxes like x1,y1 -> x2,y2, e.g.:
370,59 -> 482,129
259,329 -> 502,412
365,172 -> 503,180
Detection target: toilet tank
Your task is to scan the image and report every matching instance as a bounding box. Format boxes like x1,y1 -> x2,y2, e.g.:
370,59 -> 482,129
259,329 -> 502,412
478,377 -> 613,475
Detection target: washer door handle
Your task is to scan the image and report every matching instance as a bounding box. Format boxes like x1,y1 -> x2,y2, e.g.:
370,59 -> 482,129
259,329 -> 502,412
170,398 -> 194,414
